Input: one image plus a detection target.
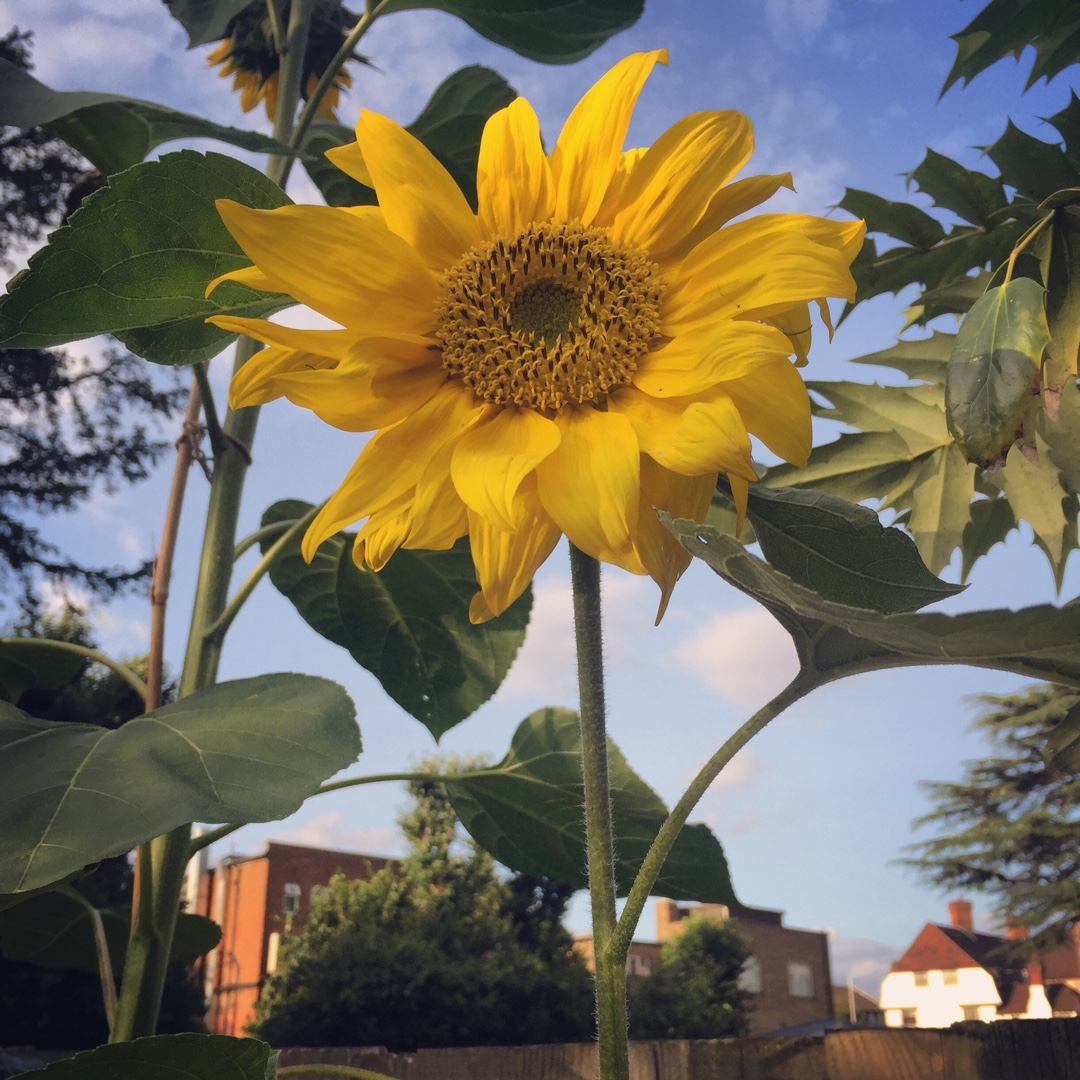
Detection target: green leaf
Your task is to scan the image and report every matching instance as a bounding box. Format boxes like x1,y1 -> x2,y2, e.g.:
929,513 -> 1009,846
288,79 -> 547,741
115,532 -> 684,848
908,149 -> 1009,228
0,640 -> 83,703
839,188 -> 947,249
1041,377 -> 1080,490
446,707 -> 735,902
0,151 -> 292,365
0,890 -> 220,973
945,277 -> 1049,467
1045,699 -> 1080,771
381,0 -> 644,63
1046,92 -> 1080,174
990,440 -> 1078,586
0,59 -> 291,176
0,673 -> 360,893
717,481 -> 964,614
14,1034 -> 273,1080
985,121 -> 1080,203
961,497 -> 1017,581
846,332 -> 955,384
164,0 -> 254,47
904,442 -> 977,575
304,65 -> 515,210
661,515 -> 1080,689
260,501 -> 529,741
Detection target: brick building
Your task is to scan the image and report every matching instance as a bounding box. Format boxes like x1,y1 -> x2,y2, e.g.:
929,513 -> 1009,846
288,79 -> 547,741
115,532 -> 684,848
188,841 -> 395,1036
575,900 -> 834,1034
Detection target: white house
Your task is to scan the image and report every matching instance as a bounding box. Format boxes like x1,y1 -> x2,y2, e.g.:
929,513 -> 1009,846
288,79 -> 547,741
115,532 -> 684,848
879,900 -> 1078,1029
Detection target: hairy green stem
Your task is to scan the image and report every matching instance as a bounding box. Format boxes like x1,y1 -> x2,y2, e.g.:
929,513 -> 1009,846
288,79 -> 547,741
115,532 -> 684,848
0,637 -> 147,701
62,887 -> 118,1030
612,675 -> 815,961
568,544 -> 626,1080
192,362 -> 225,457
110,3 -> 313,1041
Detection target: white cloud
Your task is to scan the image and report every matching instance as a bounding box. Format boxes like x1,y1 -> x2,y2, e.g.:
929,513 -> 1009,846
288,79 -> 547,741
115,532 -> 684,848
675,606 -> 797,708
707,746 -> 765,793
270,811 -> 405,857
828,935 -> 900,996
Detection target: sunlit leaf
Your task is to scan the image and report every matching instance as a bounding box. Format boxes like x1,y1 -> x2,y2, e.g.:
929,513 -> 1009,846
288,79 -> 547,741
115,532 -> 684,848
0,151 -> 292,365
260,501 -> 529,741
945,277 -> 1049,466
13,1034 -> 273,1080
0,674 -> 360,893
0,58 -> 290,176
446,708 -> 735,902
380,0 -> 644,64
717,481 -> 964,613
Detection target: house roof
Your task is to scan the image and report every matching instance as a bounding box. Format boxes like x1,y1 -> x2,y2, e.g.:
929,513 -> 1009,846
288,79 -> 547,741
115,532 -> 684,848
890,922 -> 1021,976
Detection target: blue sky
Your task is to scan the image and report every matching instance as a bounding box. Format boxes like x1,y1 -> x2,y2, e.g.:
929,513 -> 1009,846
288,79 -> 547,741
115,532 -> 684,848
6,0 -> 1078,996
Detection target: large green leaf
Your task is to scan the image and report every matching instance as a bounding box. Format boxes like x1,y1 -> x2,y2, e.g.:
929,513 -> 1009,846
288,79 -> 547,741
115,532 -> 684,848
304,65 -> 515,210
0,674 -> 360,893
0,889 -> 220,972
908,149 -> 1009,228
0,640 -> 84,703
381,0 -> 644,63
14,1034 -> 274,1080
165,0 -> 254,47
260,501 -> 529,740
717,481 -> 964,614
446,708 -> 735,902
0,59 -> 290,176
985,121 -> 1080,204
662,515 -> 1080,690
945,277 -> 1049,467
944,0 -> 1080,92
0,151 -> 292,365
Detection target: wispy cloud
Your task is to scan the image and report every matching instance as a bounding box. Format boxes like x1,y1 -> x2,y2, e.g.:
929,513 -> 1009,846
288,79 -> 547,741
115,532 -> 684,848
270,811 -> 405,857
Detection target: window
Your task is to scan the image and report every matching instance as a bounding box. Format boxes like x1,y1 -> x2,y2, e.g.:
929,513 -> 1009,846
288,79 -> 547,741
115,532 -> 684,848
901,1009 -> 918,1027
282,882 -> 301,915
787,961 -> 813,998
961,1005 -> 980,1021
943,970 -> 959,986
739,956 -> 763,994
309,884 -> 328,908
913,971 -> 930,987
626,953 -> 652,976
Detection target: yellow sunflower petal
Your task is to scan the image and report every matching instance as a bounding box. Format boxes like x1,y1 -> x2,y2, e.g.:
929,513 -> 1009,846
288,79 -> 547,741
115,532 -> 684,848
663,215 -> 863,333
536,408 -> 644,573
611,110 -> 753,255
549,49 -> 667,226
215,200 -> 440,333
205,263 -> 284,298
636,458 -> 714,623
468,478 -> 561,622
357,108 -> 480,271
609,387 -> 756,481
406,440 -> 470,552
712,358 -> 812,467
632,320 -> 795,398
451,407 -> 561,532
302,382 -> 486,560
476,97 -> 554,237
766,303 -> 813,366
325,140 -> 373,187
354,492 -> 413,571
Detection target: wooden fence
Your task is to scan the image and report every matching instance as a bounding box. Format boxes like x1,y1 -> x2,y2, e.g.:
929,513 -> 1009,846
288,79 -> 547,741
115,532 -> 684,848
277,1020 -> 1080,1080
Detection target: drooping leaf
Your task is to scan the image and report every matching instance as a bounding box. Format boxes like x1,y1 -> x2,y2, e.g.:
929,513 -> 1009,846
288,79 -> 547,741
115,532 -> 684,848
380,0 -> 644,64
164,0 -> 254,47
716,481 -> 964,614
960,497 -> 1016,581
0,674 -> 360,893
0,890 -> 220,973
0,151 -> 292,365
0,640 -> 84,703
13,1034 -> 274,1080
945,277 -> 1049,467
446,707 -> 735,902
0,58 -> 290,176
661,515 -> 1080,690
259,501 -> 529,741
903,442 -> 977,575
304,65 -> 515,210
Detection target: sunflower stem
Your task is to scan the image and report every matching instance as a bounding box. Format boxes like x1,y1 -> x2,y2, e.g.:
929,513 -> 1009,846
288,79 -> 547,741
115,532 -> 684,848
569,544 -> 627,1080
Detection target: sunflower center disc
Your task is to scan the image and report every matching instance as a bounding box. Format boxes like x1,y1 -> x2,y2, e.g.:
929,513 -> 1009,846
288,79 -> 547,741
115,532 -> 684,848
436,222 -> 663,412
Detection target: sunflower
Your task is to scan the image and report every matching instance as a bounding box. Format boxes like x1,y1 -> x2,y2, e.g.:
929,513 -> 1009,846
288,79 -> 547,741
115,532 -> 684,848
207,0 -> 355,121
208,50 -> 864,623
